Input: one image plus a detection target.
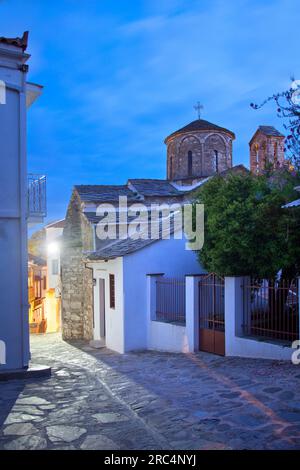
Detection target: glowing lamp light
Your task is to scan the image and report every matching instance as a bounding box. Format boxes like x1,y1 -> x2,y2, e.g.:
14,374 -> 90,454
47,242 -> 59,255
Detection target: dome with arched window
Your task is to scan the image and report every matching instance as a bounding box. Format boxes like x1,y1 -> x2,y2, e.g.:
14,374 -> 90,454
165,119 -> 235,184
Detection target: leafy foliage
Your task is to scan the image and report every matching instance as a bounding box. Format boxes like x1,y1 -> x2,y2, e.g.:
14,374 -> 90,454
28,228 -> 46,257
194,172 -> 300,278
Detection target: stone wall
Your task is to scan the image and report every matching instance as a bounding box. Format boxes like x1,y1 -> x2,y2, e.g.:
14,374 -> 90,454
61,190 -> 94,340
166,131 -> 233,181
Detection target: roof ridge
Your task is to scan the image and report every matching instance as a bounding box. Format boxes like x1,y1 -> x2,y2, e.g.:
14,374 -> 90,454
129,178 -> 169,182
75,184 -> 128,188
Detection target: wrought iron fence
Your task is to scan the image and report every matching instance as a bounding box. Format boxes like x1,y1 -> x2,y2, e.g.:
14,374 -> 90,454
243,278 -> 299,343
28,174 -> 47,217
156,277 -> 186,324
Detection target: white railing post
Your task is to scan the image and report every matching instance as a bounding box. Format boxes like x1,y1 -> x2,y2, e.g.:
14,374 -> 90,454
185,275 -> 203,352
298,277 -> 300,342
147,273 -> 164,323
224,276 -> 246,356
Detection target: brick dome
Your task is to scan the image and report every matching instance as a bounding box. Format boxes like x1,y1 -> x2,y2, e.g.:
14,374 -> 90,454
165,119 -> 235,183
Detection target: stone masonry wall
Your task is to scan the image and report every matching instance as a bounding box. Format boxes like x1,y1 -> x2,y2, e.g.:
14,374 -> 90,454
167,130 -> 232,181
61,190 -> 94,340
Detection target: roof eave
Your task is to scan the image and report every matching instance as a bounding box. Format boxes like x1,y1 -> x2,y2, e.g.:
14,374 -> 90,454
249,128 -> 285,145
164,128 -> 235,144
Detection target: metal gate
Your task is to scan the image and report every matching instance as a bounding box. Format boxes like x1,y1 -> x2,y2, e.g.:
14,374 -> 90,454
199,273 -> 225,355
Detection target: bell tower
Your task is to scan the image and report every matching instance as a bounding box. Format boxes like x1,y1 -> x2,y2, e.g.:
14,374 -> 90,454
249,126 -> 285,173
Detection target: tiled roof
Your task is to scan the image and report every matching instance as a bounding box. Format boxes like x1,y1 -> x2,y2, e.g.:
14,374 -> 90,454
219,164 -> 249,176
75,185 -> 139,203
258,126 -> 284,138
0,31 -> 29,51
128,179 -> 181,196
84,212 -> 151,225
79,165 -> 248,211
46,219 -> 65,229
165,119 -> 235,142
78,163 -> 249,210
28,253 -> 46,266
86,236 -> 158,260
86,220 -> 180,260
283,198 -> 300,208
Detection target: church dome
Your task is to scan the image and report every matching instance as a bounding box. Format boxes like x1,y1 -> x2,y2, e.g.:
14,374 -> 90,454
164,119 -> 235,143
165,118 -> 235,183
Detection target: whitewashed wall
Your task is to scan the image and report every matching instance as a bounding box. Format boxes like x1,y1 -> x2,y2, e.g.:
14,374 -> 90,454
90,237 -> 202,355
0,43 -> 29,370
148,320 -> 188,353
123,236 -> 202,352
46,226 -> 63,289
91,257 -> 124,353
225,277 -> 295,361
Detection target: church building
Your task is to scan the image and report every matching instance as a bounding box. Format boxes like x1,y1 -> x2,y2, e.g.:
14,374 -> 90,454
61,115 -> 286,352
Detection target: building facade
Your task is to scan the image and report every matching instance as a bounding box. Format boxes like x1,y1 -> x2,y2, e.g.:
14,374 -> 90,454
61,117 -> 245,347
28,254 -> 47,334
0,32 -> 45,371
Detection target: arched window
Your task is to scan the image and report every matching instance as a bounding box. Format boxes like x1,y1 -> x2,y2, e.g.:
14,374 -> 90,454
261,141 -> 267,167
169,156 -> 173,179
254,143 -> 259,172
214,150 -> 219,173
188,151 -> 193,176
273,142 -> 278,167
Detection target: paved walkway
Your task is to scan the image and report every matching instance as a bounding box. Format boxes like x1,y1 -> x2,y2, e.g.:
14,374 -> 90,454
0,334 -> 300,450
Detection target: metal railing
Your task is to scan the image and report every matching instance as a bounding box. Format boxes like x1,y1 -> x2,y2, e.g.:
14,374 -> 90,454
156,277 -> 186,324
243,278 -> 299,343
28,174 -> 47,218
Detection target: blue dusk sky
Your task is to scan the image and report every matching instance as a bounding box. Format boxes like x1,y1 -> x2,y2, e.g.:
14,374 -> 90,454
1,0 -> 300,223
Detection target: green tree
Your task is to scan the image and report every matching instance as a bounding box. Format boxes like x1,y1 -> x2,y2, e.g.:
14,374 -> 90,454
194,171 -> 300,278
251,79 -> 300,169
28,228 -> 46,257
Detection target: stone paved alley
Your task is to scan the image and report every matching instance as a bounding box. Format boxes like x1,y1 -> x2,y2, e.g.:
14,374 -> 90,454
0,334 -> 300,450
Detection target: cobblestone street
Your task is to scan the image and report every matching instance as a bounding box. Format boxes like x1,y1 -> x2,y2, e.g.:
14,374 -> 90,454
0,334 -> 300,450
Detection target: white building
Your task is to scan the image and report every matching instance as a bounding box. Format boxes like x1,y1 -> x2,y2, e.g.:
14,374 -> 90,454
45,219 -> 64,291
86,233 -> 202,353
0,32 -> 46,373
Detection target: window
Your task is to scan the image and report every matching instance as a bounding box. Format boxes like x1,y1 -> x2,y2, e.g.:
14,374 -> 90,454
109,274 -> 115,309
43,275 -> 47,290
188,151 -> 193,176
28,268 -> 33,288
273,142 -> 278,167
52,259 -> 59,275
169,156 -> 173,178
34,275 -> 41,299
214,150 -> 219,173
254,143 -> 259,172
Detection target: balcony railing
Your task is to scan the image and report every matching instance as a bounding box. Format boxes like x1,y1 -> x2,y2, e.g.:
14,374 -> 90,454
28,174 -> 47,220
